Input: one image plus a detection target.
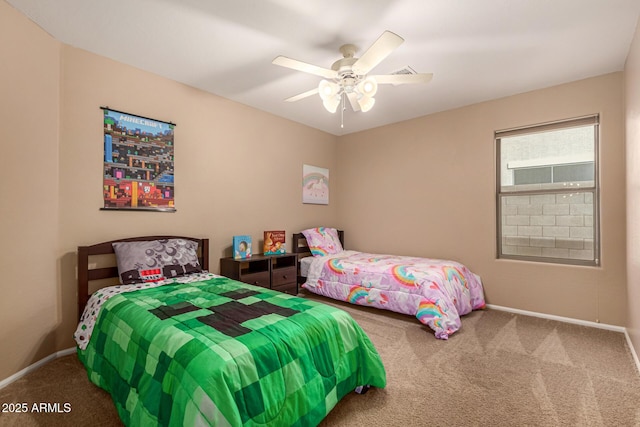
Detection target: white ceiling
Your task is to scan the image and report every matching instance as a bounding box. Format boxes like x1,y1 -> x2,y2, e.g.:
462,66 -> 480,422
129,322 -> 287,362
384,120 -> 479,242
7,0 -> 640,135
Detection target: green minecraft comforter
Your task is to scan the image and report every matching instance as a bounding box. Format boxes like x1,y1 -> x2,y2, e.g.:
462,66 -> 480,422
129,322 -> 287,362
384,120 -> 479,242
77,276 -> 386,426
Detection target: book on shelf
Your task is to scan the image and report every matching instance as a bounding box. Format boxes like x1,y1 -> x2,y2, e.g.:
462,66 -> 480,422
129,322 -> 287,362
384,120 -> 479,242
263,230 -> 286,255
233,235 -> 252,260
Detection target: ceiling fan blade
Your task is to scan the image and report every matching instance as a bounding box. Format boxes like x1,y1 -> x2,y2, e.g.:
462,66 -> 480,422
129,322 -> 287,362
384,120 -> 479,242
371,73 -> 433,85
352,31 -> 404,75
272,56 -> 338,79
284,87 -> 319,102
346,92 -> 360,112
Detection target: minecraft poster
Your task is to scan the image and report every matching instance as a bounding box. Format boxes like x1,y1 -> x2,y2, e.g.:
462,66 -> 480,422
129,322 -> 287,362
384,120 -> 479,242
102,108 -> 176,211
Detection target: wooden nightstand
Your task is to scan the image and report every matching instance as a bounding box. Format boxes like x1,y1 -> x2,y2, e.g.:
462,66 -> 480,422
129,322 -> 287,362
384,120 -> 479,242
220,253 -> 298,295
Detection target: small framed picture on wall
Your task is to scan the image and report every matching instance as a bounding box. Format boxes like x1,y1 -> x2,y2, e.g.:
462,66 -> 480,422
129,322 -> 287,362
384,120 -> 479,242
302,164 -> 329,205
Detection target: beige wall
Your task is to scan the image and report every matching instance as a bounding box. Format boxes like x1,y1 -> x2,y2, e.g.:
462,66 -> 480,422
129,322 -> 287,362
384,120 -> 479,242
0,1 -> 62,381
625,18 -> 640,358
0,0 -> 634,382
337,73 -> 626,325
56,48 -> 339,349
1,0 -> 339,381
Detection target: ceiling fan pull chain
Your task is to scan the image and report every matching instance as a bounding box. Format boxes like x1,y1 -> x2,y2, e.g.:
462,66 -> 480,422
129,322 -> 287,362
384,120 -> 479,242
341,93 -> 345,128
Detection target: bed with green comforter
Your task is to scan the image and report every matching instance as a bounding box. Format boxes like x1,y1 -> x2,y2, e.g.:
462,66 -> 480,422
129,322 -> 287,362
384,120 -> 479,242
77,276 -> 386,426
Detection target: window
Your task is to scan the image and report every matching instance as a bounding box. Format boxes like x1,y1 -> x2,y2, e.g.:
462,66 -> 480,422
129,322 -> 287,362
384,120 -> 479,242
513,162 -> 594,185
496,115 -> 599,265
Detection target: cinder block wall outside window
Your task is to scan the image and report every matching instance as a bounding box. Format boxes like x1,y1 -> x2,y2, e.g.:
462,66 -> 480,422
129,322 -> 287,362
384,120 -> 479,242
501,189 -> 594,260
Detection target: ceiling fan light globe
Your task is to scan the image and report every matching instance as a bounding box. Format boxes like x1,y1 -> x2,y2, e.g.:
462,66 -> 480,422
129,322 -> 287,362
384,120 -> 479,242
358,77 -> 378,97
358,95 -> 375,112
323,96 -> 340,113
318,80 -> 338,100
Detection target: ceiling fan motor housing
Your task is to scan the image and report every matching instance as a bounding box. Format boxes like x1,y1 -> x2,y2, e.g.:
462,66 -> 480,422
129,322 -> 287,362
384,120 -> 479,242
273,31 -> 431,114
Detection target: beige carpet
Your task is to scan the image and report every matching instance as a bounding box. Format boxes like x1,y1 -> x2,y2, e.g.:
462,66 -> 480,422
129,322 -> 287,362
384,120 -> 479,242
1,293 -> 639,426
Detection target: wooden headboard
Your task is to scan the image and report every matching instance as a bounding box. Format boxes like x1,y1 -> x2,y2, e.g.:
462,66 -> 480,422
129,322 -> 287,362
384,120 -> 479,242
291,230 -> 344,284
77,236 -> 209,321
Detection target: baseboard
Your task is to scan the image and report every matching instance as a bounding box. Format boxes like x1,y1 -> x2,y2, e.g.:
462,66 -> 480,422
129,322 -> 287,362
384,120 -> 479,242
487,304 -> 640,375
486,304 -> 626,332
624,329 -> 640,375
0,347 -> 76,390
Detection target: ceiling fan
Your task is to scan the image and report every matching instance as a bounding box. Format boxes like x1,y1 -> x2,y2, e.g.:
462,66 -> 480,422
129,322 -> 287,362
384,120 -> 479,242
272,31 -> 433,115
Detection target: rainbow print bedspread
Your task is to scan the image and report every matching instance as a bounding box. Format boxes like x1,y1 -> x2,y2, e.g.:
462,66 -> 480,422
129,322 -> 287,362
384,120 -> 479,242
303,251 -> 486,339
77,276 -> 386,426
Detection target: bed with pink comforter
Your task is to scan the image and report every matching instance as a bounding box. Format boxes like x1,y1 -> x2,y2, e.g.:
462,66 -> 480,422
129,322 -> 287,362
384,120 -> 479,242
302,250 -> 486,339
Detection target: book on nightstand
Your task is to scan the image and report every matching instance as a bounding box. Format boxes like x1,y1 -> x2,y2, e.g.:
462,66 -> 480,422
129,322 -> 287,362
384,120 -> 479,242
233,235 -> 252,260
263,230 -> 286,255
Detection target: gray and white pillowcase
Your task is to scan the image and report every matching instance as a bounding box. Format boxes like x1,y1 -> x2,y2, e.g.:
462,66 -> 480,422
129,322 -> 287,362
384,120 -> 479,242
112,239 -> 202,285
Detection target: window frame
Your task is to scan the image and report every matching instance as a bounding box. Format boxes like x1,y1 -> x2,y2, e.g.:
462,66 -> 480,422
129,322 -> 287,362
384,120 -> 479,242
495,115 -> 600,266
512,161 -> 594,186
